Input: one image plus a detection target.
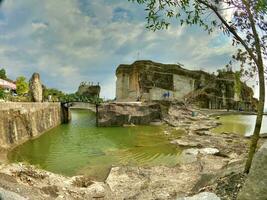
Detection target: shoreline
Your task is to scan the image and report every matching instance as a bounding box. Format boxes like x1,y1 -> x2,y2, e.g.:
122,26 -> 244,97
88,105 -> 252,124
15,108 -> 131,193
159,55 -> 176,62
1,106 -> 266,199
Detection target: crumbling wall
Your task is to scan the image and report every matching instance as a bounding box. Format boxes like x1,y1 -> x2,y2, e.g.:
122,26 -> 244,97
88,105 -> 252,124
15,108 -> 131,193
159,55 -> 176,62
98,103 -> 161,126
173,74 -> 195,100
77,83 -> 100,98
115,60 -> 257,110
0,103 -> 63,149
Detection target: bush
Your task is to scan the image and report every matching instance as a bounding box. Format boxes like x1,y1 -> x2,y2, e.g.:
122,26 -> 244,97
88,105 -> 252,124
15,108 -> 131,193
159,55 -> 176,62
0,89 -> 5,99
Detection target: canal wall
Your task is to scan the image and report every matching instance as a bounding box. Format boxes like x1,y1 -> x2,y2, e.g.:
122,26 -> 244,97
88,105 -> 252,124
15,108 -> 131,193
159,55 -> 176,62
0,102 -> 65,149
70,102 -> 96,112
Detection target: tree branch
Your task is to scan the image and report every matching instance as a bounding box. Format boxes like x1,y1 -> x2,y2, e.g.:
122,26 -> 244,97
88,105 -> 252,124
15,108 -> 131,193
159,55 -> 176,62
196,0 -> 258,65
242,0 -> 263,66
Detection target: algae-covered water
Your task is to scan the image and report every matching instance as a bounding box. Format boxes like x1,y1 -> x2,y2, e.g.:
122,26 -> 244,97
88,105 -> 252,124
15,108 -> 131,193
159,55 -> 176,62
212,114 -> 267,136
8,109 -> 183,180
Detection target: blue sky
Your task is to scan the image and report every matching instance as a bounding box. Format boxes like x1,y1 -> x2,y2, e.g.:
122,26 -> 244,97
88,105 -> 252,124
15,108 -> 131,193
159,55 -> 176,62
0,0 -> 242,99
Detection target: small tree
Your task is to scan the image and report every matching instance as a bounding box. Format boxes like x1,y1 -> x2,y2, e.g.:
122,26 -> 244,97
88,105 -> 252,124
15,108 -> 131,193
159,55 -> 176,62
130,0 -> 266,173
16,76 -> 29,96
0,68 -> 7,79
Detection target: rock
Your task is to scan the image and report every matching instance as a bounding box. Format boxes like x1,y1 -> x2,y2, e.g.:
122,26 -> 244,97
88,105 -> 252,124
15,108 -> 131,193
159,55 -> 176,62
260,133 -> 267,138
41,185 -> 59,198
170,139 -> 201,148
98,102 -> 161,126
199,148 -> 220,155
29,73 -> 43,102
177,192 -> 221,200
178,148 -> 220,165
0,187 -> 27,200
86,182 -> 106,198
178,149 -> 199,164
195,131 -> 212,136
106,166 -> 201,200
237,141 -> 267,200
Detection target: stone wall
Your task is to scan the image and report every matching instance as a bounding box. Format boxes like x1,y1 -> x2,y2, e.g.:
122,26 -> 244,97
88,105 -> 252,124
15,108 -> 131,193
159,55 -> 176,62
116,60 -> 257,111
0,102 -> 63,149
77,83 -> 101,98
115,61 -> 201,102
173,74 -> 195,100
98,102 -> 161,126
70,102 -> 96,112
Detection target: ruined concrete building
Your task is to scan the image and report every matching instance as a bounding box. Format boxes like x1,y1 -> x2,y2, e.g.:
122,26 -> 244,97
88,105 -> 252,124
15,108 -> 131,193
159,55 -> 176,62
77,82 -> 100,98
116,60 -> 257,111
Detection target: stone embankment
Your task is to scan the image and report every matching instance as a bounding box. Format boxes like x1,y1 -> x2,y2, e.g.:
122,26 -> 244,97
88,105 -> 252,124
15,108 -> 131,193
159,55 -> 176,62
0,102 -> 65,149
1,103 -> 265,200
98,102 -> 161,126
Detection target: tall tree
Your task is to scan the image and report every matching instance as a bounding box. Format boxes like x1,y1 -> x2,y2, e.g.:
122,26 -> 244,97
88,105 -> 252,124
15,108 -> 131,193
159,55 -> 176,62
16,76 -> 29,96
130,0 -> 266,173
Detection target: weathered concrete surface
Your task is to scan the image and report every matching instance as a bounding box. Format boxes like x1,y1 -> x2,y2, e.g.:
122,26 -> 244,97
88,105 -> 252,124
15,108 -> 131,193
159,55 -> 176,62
115,60 -> 257,111
0,102 -> 63,149
98,102 -> 161,126
176,192 -> 221,200
70,102 -> 96,112
29,73 -> 43,102
0,187 -> 27,200
237,141 -> 267,200
77,82 -> 100,98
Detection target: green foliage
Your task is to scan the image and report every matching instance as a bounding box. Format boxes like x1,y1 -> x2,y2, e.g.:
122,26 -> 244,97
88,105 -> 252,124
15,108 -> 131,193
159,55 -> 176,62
60,93 -> 103,105
0,68 -> 7,79
0,88 -> 5,99
44,88 -> 65,101
256,0 -> 267,13
16,76 -> 29,96
234,72 -> 241,98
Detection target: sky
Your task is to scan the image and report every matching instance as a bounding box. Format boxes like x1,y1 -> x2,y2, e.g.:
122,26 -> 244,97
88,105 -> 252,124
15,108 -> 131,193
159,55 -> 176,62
0,0 -> 251,99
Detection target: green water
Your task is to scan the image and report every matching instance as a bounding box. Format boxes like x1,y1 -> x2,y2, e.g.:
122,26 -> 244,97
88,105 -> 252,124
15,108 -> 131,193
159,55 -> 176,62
212,114 -> 267,136
8,109 -> 183,180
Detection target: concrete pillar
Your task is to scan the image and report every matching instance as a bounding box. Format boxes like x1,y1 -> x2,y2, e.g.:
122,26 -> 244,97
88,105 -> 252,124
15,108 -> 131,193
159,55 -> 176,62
61,103 -> 71,123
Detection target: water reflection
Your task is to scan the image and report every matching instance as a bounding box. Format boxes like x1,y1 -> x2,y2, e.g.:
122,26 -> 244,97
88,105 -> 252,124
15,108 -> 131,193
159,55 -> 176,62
8,109 -> 183,181
212,115 -> 267,136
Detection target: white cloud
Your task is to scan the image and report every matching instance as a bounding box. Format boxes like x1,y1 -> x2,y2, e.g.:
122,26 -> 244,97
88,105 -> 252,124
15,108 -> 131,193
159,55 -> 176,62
0,0 -> 239,99
31,22 -> 48,31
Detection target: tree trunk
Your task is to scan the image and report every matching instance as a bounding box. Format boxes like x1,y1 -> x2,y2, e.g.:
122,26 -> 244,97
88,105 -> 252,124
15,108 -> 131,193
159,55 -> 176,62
244,62 -> 265,173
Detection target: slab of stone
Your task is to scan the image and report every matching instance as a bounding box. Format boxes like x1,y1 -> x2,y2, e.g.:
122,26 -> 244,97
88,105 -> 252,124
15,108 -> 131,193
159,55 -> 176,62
177,192 -> 221,200
170,139 -> 201,147
178,149 -> 199,164
178,148 -> 220,165
106,165 -> 201,199
199,148 -> 220,155
237,141 -> 267,200
0,187 -> 27,200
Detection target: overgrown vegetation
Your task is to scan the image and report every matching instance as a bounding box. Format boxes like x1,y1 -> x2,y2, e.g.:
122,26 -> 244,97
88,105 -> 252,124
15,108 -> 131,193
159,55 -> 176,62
16,76 -> 29,96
